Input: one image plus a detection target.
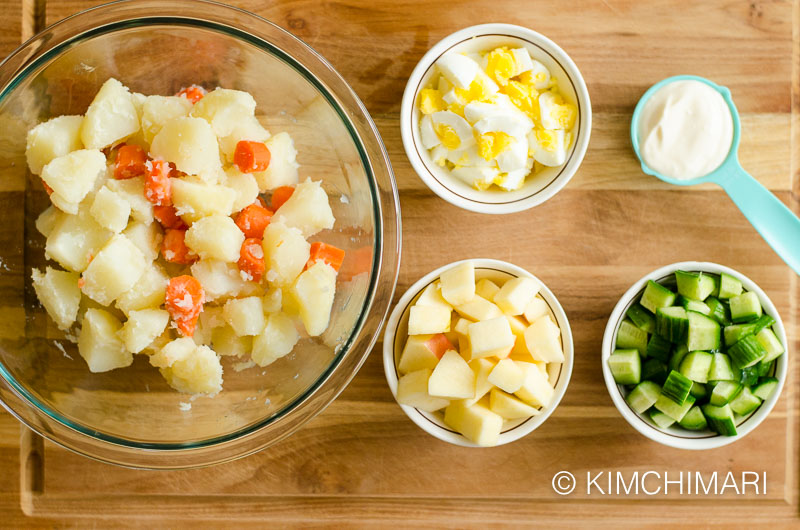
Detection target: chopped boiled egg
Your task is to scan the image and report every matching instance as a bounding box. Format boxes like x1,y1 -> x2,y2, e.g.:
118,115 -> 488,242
431,111 -> 475,150
495,134 -> 529,173
529,128 -> 567,167
419,89 -> 446,115
436,53 -> 481,89
538,91 -> 577,130
494,168 -> 528,191
419,114 -> 440,149
519,60 -> 551,90
510,48 -> 534,75
473,110 -> 533,138
477,132 -> 515,161
452,166 -> 499,191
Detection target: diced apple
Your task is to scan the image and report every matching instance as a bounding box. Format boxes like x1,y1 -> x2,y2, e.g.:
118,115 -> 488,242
408,304 -> 451,335
415,281 -> 452,312
475,278 -> 500,301
523,315 -> 565,363
515,361 -> 555,408
224,168 -> 260,212
115,263 -> 168,314
190,88 -> 257,137
464,357 -> 495,406
81,78 -> 140,149
122,221 -> 163,263
523,296 -> 549,323
253,132 -> 298,191
171,177 -> 236,223
428,350 -> 475,399
507,314 -> 532,358
454,295 -> 502,321
106,177 -> 154,225
35,206 -> 62,238
90,185 -> 131,233
78,308 -> 132,372
190,259 -> 250,302
119,308 -> 169,353
262,222 -> 310,285
223,296 -> 265,336
45,208 -> 111,272
185,214 -> 244,262
140,95 -> 192,143
219,115 -> 270,162
211,324 -> 252,357
398,333 -> 452,374
81,234 -> 147,305
443,400 -> 503,447
488,358 -> 524,393
489,388 -> 541,419
41,149 -> 106,214
290,261 -> 336,336
467,317 -> 514,359
159,344 -> 223,395
396,369 -> 450,412
494,277 -> 541,316
273,179 -> 335,237
439,261 -> 475,306
26,115 -> 84,175
453,317 -> 472,338
31,267 -> 81,330
150,116 -> 222,182
251,312 -> 299,366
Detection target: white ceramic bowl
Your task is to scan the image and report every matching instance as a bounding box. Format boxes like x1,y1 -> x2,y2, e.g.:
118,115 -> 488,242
400,23 -> 591,215
601,262 -> 788,450
383,259 -> 574,447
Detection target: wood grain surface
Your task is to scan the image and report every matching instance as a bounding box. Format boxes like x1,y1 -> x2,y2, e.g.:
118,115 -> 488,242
1,0 -> 799,526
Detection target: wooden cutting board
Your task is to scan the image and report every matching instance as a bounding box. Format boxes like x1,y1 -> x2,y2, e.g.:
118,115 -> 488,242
1,0 -> 798,525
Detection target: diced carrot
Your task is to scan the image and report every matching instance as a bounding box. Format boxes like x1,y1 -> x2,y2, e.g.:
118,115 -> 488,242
165,275 -> 205,337
233,140 -> 271,173
305,242 -> 345,271
175,85 -> 206,104
271,186 -> 294,210
237,238 -> 265,283
144,159 -> 172,206
114,145 -> 147,179
153,205 -> 186,230
234,203 -> 273,239
425,333 -> 454,360
161,228 -> 196,264
42,181 -> 54,195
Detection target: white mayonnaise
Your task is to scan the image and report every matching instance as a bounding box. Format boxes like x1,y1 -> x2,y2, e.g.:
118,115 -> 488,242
637,80 -> 733,180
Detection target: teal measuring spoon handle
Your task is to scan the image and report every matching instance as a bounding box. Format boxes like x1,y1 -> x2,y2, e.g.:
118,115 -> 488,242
715,162 -> 800,275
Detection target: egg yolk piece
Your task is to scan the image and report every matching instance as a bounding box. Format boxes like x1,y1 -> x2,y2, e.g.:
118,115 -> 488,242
477,132 -> 515,160
435,124 -> 462,150
455,76 -> 494,104
419,89 -> 446,115
536,130 -> 559,152
486,47 -> 516,86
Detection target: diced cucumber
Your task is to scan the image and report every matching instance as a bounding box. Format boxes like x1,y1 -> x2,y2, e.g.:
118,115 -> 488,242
679,406 -> 708,430
686,311 -> 720,351
739,365 -> 760,387
718,273 -> 743,300
705,297 -> 731,326
726,315 -> 778,347
655,393 -> 695,422
729,292 -> 762,323
729,386 -> 761,416
678,295 -> 711,315
679,351 -> 713,383
702,403 -> 737,436
689,381 -> 707,399
751,314 -> 776,335
616,320 -> 648,356
641,280 -> 677,314
752,377 -> 779,401
662,370 -> 693,405
756,359 -> 774,378
709,381 -> 742,406
608,349 -> 641,385
626,380 -> 661,414
709,275 -> 721,298
668,344 -> 689,372
649,409 -> 676,429
729,334 -> 766,368
656,306 -> 688,342
755,328 -> 785,363
642,358 -> 669,385
646,334 -> 672,362
708,353 -> 738,381
675,271 -> 716,301
626,303 -> 655,333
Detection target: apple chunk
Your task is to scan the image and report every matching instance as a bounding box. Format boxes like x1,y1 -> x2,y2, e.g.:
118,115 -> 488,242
415,281 -> 452,312
428,350 -> 475,399
475,278 -> 500,301
489,388 -> 542,419
398,333 -> 453,374
408,304 -> 451,335
523,315 -> 565,363
493,277 -> 541,316
464,357 -> 495,406
488,358 -> 524,393
444,400 -> 503,447
515,361 -> 555,408
454,295 -> 502,321
467,317 -> 514,359
396,369 -> 450,412
439,261 -> 475,306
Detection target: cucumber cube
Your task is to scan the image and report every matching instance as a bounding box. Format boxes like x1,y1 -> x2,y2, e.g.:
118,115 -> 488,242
686,310 -> 721,351
729,292 -> 762,323
668,344 -> 689,372
689,381 -> 708,399
655,393 -> 695,422
626,380 -> 661,414
642,358 -> 669,385
678,295 -> 711,315
729,386 -> 762,416
718,273 -> 743,300
705,296 -> 731,326
649,409 -> 676,429
729,334 -> 766,368
752,377 -> 779,401
755,328 -> 784,363
655,306 -> 688,342
641,280 -> 676,314
739,365 -> 760,386
616,320 -> 648,356
662,370 -> 693,405
679,350 -> 713,383
608,349 -> 641,385
756,359 -> 774,378
702,403 -> 737,436
646,333 -> 672,362
679,406 -> 708,430
626,304 -> 655,333
709,380 -> 742,406
708,352 -> 738,381
675,270 -> 716,301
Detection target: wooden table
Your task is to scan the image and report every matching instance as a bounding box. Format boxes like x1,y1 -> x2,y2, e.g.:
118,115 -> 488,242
1,0 -> 798,526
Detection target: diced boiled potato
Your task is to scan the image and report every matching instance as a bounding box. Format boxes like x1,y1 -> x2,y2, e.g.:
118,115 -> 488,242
35,206 -> 62,238
81,78 -> 140,149
262,222 -> 310,285
192,306 -> 224,346
190,88 -> 256,137
90,186 -> 131,233
464,357 -> 495,406
523,315 -> 565,363
41,149 -> 106,214
489,388 -> 541,419
439,261 -> 475,306
150,117 -> 222,182
224,168 -> 260,212
262,287 -> 282,313
415,281 -> 453,312
218,115 -> 270,162
185,214 -> 244,262
443,400 -> 503,447
253,132 -> 298,191
150,336 -> 196,368
475,278 -> 500,301
160,344 -> 223,395
31,267 -> 81,330
211,324 -> 252,357
190,260 -> 250,302
115,264 -> 168,314
398,334 -> 439,374
222,296 -> 265,336
81,234 -> 147,305
171,177 -> 236,223
454,295 -> 502,321
494,277 -> 541,316
122,221 -> 163,263
396,369 -> 450,412
140,95 -> 192,143
119,308 -> 169,353
251,312 -> 299,366
78,308 -> 132,372
26,115 -> 84,175
130,92 -> 146,118
523,297 -> 548,323
408,304 -> 451,335
45,209 -> 111,272
290,261 -> 336,336
467,317 -> 514,359
142,330 -> 172,356
106,177 -> 154,225
273,179 -> 335,237
515,361 -> 555,408
428,350 -> 475,399
488,358 -> 524,393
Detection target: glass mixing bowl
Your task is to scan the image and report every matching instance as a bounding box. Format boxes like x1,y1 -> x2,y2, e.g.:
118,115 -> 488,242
0,0 -> 400,469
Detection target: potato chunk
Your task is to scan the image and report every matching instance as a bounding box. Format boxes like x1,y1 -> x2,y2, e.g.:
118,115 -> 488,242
224,168 -> 260,212
211,325 -> 252,357
31,267 -> 81,330
253,132 -> 299,191
185,214 -> 244,262
78,308 -> 132,372
115,263 -> 168,314
262,222 -> 310,285
35,205 -> 63,238
223,296 -> 265,336
171,177 -> 236,223
106,177 -> 153,225
150,117 -> 222,182
190,260 -> 250,302
122,220 -> 163,263
155,340 -> 223,395
46,209 -> 112,272
141,95 -> 193,144
90,186 -> 131,233
80,78 -> 140,149
290,261 -> 336,336
81,234 -> 147,305
274,179 -> 335,237
218,115 -> 270,162
26,115 -> 84,175
41,149 -> 106,214
119,308 -> 169,353
251,312 -> 299,366
190,88 -> 256,137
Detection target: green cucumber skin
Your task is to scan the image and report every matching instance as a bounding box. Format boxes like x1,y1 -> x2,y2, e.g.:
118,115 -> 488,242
729,334 -> 767,369
739,366 -> 760,387
752,378 -> 779,401
702,404 -> 738,436
679,406 -> 709,430
608,349 -> 641,385
718,273 -> 743,300
649,409 -> 676,428
668,344 -> 689,372
641,359 -> 669,386
646,334 -> 672,363
626,304 -> 655,333
705,297 -> 732,326
729,387 -> 762,416
626,381 -> 661,414
656,306 -> 688,343
616,320 -> 649,357
641,280 -> 677,314
662,370 -> 693,405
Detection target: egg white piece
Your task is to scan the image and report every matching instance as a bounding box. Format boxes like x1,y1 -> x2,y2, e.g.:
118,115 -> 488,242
529,60 -> 552,90
464,101 -> 500,124
495,168 -> 529,191
436,53 -> 480,89
431,110 -> 476,149
442,89 -> 463,106
419,114 -> 441,149
495,134 -> 529,172
473,111 -> 534,138
529,128 -> 567,167
510,48 -> 534,75
475,71 -> 500,96
539,91 -> 564,130
430,144 -> 449,166
437,76 -> 453,93
451,166 -> 499,189
447,145 -> 495,168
